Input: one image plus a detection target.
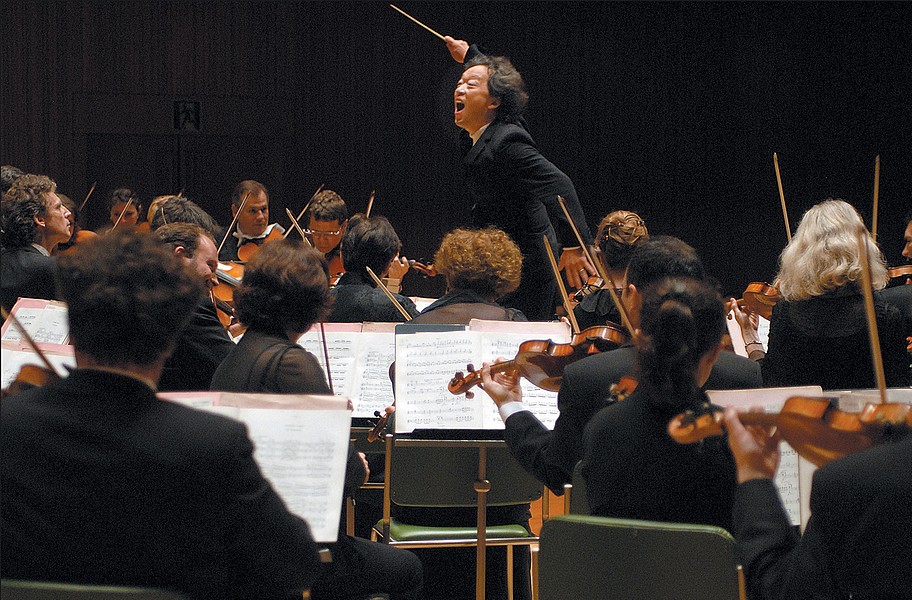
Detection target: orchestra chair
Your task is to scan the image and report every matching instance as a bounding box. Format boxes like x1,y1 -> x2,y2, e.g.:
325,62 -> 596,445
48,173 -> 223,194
0,580 -> 189,600
561,461 -> 590,515
346,426 -> 388,537
538,515 -> 747,600
372,434 -> 543,600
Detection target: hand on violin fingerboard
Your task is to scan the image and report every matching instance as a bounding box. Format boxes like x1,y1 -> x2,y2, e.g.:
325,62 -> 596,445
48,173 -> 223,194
386,255 -> 411,281
478,359 -> 522,408
723,407 -> 782,484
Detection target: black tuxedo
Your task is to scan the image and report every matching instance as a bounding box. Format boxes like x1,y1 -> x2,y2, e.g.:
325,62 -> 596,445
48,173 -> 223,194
159,300 -> 235,391
733,437 -> 912,600
0,245 -> 58,311
504,346 -> 762,493
327,271 -> 419,323
462,119 -> 592,321
0,369 -> 322,600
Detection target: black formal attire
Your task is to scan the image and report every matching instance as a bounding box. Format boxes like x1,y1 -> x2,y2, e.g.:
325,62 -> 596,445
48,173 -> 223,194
459,45 -> 592,322
572,288 -> 624,331
217,224 -> 284,262
392,288 -> 532,600
0,245 -> 58,312
733,437 -> 912,600
327,271 -> 419,323
761,286 -> 907,389
0,369 -> 322,600
210,328 -> 423,600
411,289 -> 526,325
504,345 -> 762,494
582,386 -> 737,530
159,300 -> 235,391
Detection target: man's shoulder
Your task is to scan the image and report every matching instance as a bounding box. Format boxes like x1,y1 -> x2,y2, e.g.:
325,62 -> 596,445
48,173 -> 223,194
707,351 -> 763,389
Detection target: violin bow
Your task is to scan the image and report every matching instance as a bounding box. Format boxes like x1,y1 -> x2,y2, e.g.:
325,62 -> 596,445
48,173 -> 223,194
216,191 -> 250,257
284,184 -> 325,239
855,226 -> 887,404
110,197 -> 134,232
773,152 -> 792,243
557,196 -> 636,337
871,155 -> 880,241
365,190 -> 376,219
284,208 -> 314,247
1,307 -> 63,378
78,181 -> 97,213
389,4 -> 446,41
319,322 -> 335,395
543,234 -> 580,334
365,266 -> 413,321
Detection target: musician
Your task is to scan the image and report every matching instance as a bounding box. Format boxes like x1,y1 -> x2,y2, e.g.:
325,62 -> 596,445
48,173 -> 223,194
1,174 -> 71,311
304,189 -> 349,282
52,193 -> 98,256
411,226 -> 527,324
724,408 -> 912,599
733,199 -> 907,389
444,38 -> 595,321
481,236 -> 761,494
573,210 -> 649,331
210,239 -> 423,600
880,211 -> 911,362
1,232 -> 324,599
218,179 -> 285,261
97,187 -> 142,233
154,223 -> 234,392
327,214 -> 419,322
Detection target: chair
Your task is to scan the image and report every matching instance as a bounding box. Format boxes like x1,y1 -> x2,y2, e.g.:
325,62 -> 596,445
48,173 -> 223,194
538,515 -> 746,600
0,580 -> 189,600
345,426 -> 388,537
372,434 -> 543,600
561,460 -> 590,515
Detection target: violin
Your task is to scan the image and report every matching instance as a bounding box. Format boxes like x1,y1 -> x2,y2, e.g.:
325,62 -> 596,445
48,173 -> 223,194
735,282 -> 781,320
571,276 -> 606,303
212,262 -> 244,328
1,364 -> 60,398
408,260 -> 438,278
236,227 -> 284,262
448,324 -> 628,398
54,229 -> 99,257
887,264 -> 912,285
668,396 -> 911,467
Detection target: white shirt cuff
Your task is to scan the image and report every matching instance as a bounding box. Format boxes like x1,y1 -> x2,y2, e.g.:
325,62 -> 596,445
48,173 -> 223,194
498,401 -> 530,423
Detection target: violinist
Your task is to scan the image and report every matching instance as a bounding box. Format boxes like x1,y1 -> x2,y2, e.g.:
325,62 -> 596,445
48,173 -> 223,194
1,174 -> 71,312
478,236 -> 761,495
573,210 -> 648,331
731,199 -> 907,389
411,226 -> 527,324
148,194 -> 221,238
52,193 -> 98,256
154,223 -> 234,392
326,214 -> 419,322
97,187 -> 142,233
209,239 -> 424,600
724,408 -> 912,599
1,231 -> 325,598
879,210 -> 912,356
303,189 -> 349,283
217,179 -> 285,262
577,277 -> 737,529
443,37 -> 596,321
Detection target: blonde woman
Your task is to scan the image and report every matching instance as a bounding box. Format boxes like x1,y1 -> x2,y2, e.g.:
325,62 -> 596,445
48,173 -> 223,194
733,199 -> 907,388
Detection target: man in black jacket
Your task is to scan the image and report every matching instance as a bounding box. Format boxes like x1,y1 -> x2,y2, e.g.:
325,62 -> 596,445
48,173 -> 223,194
1,232 -> 322,599
486,236 -> 763,493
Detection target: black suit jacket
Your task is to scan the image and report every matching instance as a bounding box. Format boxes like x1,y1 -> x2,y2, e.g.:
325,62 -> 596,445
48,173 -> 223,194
327,271 -> 419,323
0,369 -> 321,599
733,437 -> 912,600
159,300 -> 235,391
0,245 -> 58,311
504,346 -> 762,493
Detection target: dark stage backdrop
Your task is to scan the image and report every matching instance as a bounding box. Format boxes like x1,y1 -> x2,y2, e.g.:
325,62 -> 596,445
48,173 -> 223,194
4,1 -> 911,298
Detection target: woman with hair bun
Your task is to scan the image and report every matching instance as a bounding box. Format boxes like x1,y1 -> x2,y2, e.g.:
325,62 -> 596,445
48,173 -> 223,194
733,199 -> 907,389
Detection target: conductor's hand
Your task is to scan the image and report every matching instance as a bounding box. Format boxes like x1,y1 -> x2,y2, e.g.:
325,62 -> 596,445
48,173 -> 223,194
723,407 -> 781,484
444,36 -> 470,63
478,358 -> 522,408
558,247 -> 597,289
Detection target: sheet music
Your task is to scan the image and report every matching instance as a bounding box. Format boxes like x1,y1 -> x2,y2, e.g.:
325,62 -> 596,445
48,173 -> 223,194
707,386 -> 822,527
1,299 -> 70,345
0,346 -> 76,389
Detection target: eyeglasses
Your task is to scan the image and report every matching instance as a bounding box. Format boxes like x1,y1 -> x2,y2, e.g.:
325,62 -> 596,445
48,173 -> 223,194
303,228 -> 343,237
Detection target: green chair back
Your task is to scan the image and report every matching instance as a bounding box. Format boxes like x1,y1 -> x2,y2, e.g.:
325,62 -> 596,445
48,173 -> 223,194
1,580 -> 189,600
538,515 -> 744,600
